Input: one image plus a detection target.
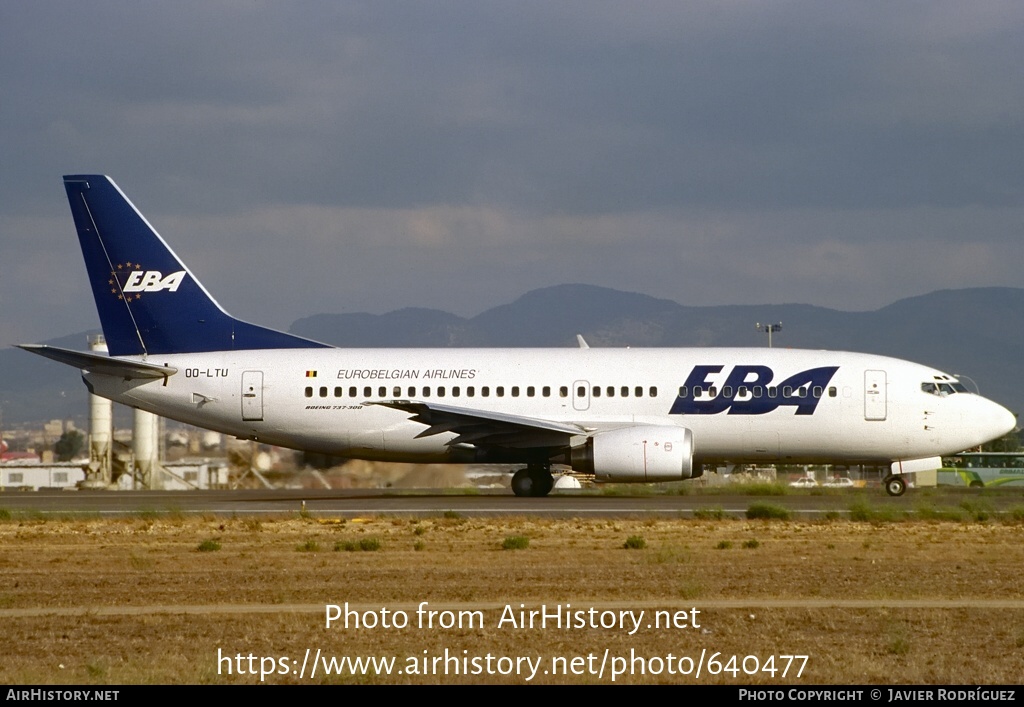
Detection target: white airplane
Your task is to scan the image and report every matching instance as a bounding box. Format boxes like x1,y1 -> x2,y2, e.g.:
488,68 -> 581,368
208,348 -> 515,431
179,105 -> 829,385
20,175 -> 1017,497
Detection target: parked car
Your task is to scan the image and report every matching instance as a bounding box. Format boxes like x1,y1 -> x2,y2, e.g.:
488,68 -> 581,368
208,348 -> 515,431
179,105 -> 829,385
822,477 -> 855,488
789,477 -> 818,488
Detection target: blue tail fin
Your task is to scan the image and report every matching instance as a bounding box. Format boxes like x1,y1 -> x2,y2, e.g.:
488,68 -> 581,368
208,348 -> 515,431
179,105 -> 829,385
63,175 -> 329,356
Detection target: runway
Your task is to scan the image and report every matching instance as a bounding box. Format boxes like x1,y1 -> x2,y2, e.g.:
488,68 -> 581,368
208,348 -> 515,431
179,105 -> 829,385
0,487 -> 1019,518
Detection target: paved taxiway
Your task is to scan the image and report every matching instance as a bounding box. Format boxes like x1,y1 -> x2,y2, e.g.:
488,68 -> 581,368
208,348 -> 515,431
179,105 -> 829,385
0,488 -> 1020,518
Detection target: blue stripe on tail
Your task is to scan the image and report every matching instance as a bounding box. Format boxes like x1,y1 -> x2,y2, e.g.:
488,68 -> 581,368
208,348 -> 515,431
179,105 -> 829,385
63,175 -> 329,356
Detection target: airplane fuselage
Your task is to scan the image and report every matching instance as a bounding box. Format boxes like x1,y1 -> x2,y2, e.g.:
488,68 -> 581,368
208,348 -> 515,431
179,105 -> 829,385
84,346 -> 1009,469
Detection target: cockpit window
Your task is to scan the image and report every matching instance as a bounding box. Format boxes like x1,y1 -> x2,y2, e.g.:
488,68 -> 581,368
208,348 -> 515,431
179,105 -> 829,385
922,381 -> 970,396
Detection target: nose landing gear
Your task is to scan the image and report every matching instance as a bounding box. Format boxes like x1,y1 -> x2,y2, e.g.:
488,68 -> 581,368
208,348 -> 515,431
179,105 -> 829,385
883,474 -> 907,497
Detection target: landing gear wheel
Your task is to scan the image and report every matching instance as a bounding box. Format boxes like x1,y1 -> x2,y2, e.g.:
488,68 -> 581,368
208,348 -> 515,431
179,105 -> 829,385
530,468 -> 554,497
883,475 -> 907,497
511,467 -> 554,497
511,469 -> 534,497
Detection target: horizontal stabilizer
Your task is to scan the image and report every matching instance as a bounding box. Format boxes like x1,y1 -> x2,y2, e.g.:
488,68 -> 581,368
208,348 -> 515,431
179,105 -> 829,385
17,345 -> 177,380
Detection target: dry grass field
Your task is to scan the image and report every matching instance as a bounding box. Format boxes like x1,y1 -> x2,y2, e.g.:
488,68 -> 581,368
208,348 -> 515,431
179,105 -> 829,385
2,508 -> 1023,685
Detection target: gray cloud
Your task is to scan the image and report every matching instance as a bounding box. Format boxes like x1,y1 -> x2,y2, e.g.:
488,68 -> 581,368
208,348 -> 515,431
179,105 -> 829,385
1,1 -> 1022,349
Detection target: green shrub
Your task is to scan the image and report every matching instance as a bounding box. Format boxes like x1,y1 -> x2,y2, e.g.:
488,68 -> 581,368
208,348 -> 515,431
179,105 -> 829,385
746,503 -> 790,520
849,501 -> 904,523
197,539 -> 221,552
745,483 -> 788,496
622,535 -> 647,550
693,507 -> 726,520
334,537 -> 382,552
358,537 -> 381,552
502,535 -> 530,550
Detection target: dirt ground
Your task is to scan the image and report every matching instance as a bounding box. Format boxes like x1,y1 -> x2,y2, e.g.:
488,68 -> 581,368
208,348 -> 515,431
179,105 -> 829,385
1,512 -> 1023,685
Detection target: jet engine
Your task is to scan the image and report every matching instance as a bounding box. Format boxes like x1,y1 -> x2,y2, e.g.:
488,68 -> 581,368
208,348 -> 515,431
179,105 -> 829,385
570,425 -> 695,482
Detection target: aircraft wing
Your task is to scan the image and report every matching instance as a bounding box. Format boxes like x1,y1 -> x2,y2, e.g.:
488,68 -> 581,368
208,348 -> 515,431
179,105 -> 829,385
370,400 -> 588,449
17,344 -> 178,380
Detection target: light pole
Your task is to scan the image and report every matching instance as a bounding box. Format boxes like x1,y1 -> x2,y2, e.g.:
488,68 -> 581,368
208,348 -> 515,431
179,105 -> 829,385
756,322 -> 782,348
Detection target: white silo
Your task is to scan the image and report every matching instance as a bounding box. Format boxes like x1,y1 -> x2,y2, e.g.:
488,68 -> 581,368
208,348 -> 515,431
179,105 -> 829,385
84,335 -> 113,488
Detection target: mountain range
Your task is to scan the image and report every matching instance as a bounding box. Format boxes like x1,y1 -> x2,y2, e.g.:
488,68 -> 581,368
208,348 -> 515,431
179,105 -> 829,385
3,285 -> 1021,427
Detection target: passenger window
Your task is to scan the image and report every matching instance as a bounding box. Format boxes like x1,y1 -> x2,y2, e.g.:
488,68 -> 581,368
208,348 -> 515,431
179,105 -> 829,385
334,387 -> 342,397
752,386 -> 763,398
543,386 -> 551,397
722,386 -> 733,398
592,386 -> 601,398
452,386 -> 460,397
482,386 -> 490,397
423,386 -> 431,397
709,386 -> 718,397
304,387 -> 313,398
438,386 -> 446,397
635,386 -> 643,397
467,387 -> 475,397
408,386 -> 416,397
512,386 -> 520,397
364,386 -> 372,397
649,387 -> 657,397
560,386 -> 569,398
577,386 -> 585,397
768,386 -> 777,398
378,386 -> 386,397
319,387 -> 328,398
527,386 -> 535,397
828,387 -> 837,397
678,386 -> 688,398
694,386 -> 704,397
783,386 -> 793,398
606,386 -> 614,397
813,386 -> 823,398
349,387 -> 357,397
737,386 -> 748,397
393,386 -> 401,397
497,387 -> 505,397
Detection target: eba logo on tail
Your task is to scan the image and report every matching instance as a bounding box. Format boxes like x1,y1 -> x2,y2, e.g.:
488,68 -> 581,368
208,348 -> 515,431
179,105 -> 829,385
109,263 -> 186,300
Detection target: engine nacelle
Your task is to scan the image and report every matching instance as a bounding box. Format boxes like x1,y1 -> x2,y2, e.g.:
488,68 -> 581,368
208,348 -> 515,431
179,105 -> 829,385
571,425 -> 695,482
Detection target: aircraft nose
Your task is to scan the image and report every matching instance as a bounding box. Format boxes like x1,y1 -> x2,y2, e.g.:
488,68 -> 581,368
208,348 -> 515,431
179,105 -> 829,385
983,398 -> 1017,441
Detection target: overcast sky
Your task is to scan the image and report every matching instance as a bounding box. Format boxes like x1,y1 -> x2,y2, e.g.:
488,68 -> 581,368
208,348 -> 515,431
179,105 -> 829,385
2,1 -> 1022,351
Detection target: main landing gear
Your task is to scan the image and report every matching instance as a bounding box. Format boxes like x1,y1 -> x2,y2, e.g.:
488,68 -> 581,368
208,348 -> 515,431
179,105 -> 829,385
511,465 -> 554,497
883,474 -> 907,497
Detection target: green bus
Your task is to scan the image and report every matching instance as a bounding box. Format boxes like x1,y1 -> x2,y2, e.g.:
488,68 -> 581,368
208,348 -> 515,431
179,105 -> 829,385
939,453 -> 1024,488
